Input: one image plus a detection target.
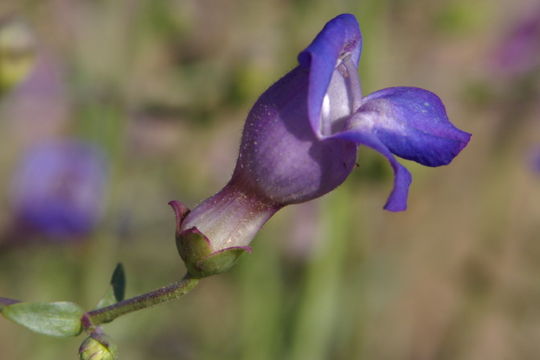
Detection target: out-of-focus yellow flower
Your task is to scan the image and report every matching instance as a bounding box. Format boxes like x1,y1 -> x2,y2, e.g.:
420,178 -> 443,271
0,18 -> 36,94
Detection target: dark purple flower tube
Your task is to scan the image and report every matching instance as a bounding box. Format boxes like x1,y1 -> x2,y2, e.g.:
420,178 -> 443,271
10,140 -> 108,240
173,14 -> 470,277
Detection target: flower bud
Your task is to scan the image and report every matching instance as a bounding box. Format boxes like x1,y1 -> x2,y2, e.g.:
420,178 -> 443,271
79,333 -> 117,360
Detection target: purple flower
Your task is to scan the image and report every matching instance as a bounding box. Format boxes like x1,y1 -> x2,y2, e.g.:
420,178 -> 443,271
493,6 -> 540,76
10,140 -> 108,240
172,14 -> 470,277
528,146 -> 540,174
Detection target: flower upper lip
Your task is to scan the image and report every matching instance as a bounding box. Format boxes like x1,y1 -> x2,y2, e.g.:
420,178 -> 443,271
298,14 -> 363,138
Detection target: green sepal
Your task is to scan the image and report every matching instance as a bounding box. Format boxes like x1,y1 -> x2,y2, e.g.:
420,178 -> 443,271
176,228 -> 250,278
176,228 -> 213,263
96,263 -> 126,309
1,301 -> 84,337
194,247 -> 251,277
175,227 -> 211,277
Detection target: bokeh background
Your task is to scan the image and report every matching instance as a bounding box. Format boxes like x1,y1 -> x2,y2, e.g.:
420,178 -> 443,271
1,0 -> 540,359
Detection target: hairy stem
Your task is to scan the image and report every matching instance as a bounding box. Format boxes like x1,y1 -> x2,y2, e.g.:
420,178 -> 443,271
83,275 -> 199,328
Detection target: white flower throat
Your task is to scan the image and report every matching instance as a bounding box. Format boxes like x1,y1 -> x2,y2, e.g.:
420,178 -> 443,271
321,54 -> 363,135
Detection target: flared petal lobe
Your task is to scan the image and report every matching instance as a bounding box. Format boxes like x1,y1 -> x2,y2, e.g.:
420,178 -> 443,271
333,87 -> 470,211
354,87 -> 471,167
298,14 -> 362,137
332,129 -> 412,211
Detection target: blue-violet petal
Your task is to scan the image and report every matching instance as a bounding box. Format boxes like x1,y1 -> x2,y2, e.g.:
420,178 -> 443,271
298,13 -> 362,137
332,129 -> 412,211
354,87 -> 471,167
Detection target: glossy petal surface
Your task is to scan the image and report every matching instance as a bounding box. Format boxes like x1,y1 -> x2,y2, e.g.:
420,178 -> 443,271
353,87 -> 471,167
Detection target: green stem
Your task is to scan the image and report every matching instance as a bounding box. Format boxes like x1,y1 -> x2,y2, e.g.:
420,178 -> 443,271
84,275 -> 199,328
288,189 -> 350,360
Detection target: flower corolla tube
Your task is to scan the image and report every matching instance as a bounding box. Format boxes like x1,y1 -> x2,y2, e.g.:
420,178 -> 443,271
171,14 -> 471,278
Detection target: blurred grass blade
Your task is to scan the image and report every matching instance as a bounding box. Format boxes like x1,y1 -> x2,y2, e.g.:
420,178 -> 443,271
96,263 -> 126,309
1,301 -> 84,337
289,188 -> 351,360
239,230 -> 283,360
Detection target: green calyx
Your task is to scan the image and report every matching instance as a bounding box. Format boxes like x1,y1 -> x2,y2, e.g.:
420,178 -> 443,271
79,332 -> 118,360
176,228 -> 251,278
169,200 -> 251,278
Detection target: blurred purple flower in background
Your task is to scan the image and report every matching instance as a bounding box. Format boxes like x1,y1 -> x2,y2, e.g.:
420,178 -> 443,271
493,5 -> 540,76
528,146 -> 540,174
9,140 -> 108,240
173,14 -> 471,277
